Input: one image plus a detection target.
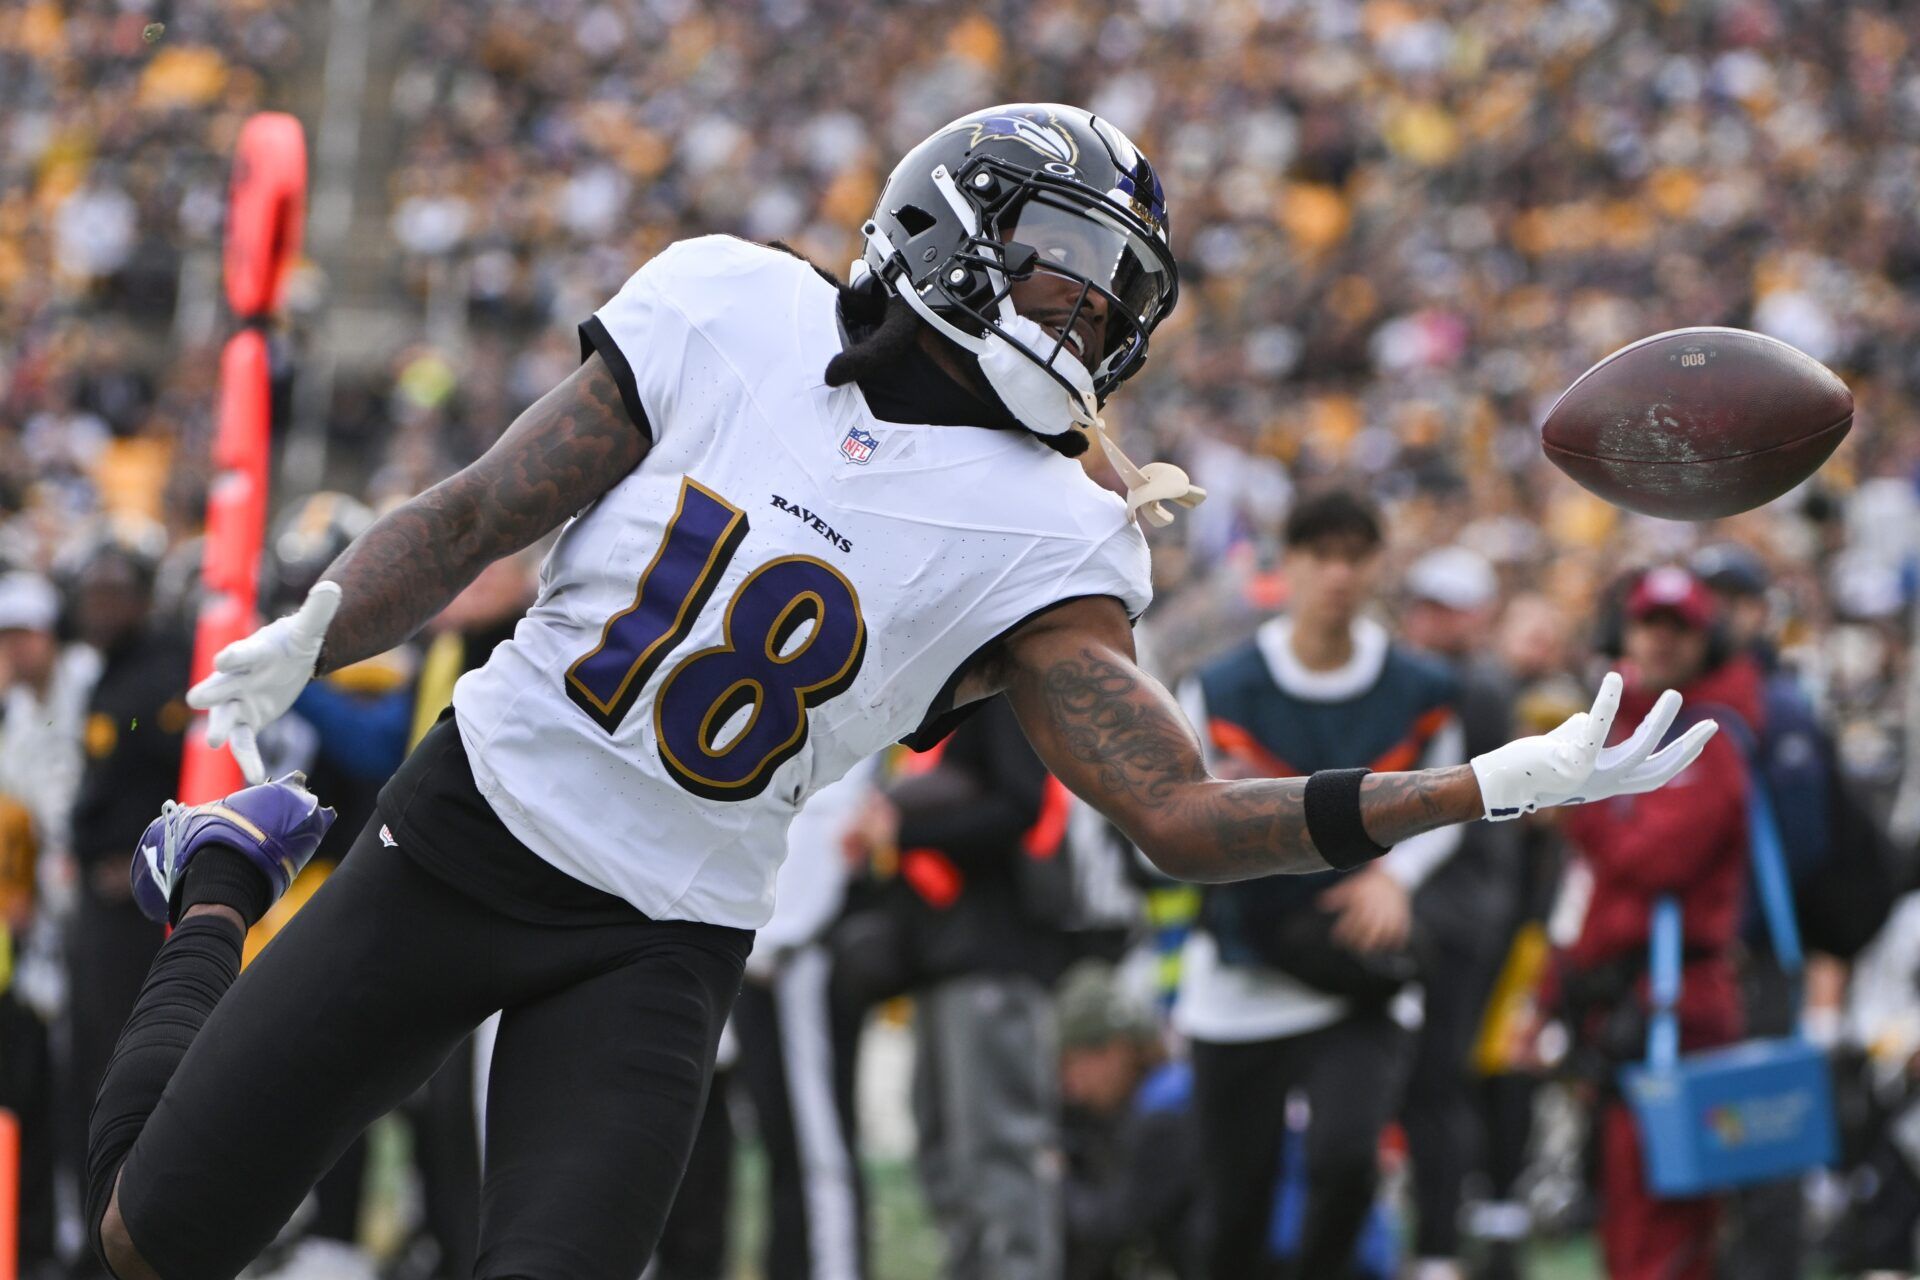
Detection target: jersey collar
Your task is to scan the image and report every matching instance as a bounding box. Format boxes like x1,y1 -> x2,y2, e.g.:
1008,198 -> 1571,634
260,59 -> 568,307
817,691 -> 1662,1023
1256,615 -> 1390,702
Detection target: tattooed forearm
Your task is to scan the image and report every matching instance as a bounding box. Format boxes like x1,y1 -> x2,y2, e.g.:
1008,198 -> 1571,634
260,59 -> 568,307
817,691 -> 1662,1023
315,354 -> 643,673
1036,648 -> 1202,810
1357,767 -> 1481,846
1012,640 -> 1482,883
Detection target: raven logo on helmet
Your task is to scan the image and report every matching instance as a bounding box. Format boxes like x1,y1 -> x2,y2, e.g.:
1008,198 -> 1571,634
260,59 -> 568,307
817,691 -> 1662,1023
859,102 -> 1200,524
1090,118 -> 1167,235
941,108 -> 1079,166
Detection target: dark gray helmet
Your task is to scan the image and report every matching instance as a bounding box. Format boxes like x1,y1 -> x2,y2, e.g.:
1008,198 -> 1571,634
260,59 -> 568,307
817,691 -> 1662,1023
264,491 -> 373,614
861,103 -> 1179,405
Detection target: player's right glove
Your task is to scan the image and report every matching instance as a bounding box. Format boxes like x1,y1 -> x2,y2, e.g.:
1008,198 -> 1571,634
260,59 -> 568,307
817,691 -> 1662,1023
1468,671 -> 1717,821
186,582 -> 341,784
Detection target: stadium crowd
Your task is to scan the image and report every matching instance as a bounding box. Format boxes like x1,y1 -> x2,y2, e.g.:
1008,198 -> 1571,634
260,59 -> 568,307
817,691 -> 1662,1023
4,0 -> 1920,1278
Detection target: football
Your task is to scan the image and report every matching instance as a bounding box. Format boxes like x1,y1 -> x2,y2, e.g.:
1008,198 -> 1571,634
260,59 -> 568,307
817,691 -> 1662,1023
1541,327 -> 1853,521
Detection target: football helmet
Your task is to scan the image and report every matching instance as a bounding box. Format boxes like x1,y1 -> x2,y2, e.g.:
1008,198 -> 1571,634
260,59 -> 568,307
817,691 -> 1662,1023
263,491 -> 373,615
861,104 -> 1179,431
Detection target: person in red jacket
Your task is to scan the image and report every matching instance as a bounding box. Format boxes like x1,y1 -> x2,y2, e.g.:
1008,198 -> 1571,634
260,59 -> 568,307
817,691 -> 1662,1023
1559,566 -> 1758,1280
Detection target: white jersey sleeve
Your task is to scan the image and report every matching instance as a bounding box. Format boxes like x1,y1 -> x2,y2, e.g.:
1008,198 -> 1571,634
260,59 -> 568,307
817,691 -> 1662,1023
579,236 -> 794,449
1074,521 -> 1152,621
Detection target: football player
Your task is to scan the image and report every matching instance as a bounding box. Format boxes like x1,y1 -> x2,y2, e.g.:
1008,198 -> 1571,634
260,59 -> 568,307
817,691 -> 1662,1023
86,104 -> 1713,1280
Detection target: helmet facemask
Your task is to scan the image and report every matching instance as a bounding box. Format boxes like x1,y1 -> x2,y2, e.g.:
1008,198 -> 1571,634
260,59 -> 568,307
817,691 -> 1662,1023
858,105 -> 1203,525
864,154 -> 1177,442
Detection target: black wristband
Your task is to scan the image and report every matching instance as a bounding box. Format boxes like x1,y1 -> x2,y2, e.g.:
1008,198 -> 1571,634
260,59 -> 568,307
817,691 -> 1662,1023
1303,768 -> 1391,871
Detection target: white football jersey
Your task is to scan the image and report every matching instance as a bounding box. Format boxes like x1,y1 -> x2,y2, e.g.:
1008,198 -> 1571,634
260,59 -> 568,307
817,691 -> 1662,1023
452,236 -> 1151,928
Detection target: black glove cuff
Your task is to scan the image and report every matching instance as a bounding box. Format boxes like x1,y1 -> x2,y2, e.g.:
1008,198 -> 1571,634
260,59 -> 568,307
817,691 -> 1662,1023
1303,768 -> 1391,871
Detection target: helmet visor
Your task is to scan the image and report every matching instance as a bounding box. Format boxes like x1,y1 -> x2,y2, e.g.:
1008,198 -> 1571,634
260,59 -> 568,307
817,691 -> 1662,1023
1003,195 -> 1174,337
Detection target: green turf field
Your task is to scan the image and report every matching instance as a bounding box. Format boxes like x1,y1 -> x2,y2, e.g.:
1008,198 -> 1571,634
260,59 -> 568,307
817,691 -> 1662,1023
731,1149 -> 1618,1280
370,1120 -> 1836,1279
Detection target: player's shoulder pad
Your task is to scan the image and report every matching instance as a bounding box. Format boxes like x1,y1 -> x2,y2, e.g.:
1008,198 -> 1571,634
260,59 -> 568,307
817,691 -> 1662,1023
1020,445 -> 1140,535
644,235 -> 823,302
628,235 -> 830,357
1029,463 -> 1153,618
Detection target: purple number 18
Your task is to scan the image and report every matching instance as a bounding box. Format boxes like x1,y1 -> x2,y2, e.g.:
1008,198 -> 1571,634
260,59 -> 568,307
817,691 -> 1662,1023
566,477 -> 865,802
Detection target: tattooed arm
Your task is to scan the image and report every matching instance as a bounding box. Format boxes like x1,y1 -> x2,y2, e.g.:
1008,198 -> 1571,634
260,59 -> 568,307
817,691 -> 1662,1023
314,354 -> 644,673
981,596 -> 1484,882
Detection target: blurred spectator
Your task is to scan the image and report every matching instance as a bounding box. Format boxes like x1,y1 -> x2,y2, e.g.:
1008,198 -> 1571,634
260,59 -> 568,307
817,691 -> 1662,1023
1555,567 -> 1756,1280
840,697 -> 1088,1280
1058,959 -> 1199,1280
60,538 -> 190,1279
0,572 -> 98,893
0,569 -> 91,1278
5,2 -> 1920,1276
2,0 -> 299,562
727,763 -> 876,1280
353,0 -> 1920,576
1175,490 -> 1461,1280
1832,891 -> 1920,1273
1398,547 -> 1522,1280
1693,539 -> 1898,1279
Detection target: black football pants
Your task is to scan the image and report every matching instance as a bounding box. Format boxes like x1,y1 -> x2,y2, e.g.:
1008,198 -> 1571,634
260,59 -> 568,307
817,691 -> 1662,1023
1191,1012 -> 1411,1280
109,818 -> 750,1280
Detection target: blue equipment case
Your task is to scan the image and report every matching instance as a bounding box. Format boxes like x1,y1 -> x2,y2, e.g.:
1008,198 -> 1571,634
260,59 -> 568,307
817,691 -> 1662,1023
1619,739 -> 1837,1197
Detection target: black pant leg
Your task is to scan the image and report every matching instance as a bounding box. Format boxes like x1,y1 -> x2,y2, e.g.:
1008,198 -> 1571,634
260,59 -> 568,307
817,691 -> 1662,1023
308,1132 -> 369,1243
654,1065 -> 735,1280
734,980 -> 812,1280
413,1037 -> 481,1279
1295,1013 -> 1411,1280
63,891 -> 161,1245
113,833 -> 507,1279
1402,938 -> 1497,1259
1191,1037 -> 1293,1280
477,921 -> 747,1280
1481,1073 -> 1534,1199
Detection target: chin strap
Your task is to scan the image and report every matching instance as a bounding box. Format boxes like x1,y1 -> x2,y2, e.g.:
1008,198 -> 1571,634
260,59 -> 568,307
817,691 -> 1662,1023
1032,345 -> 1209,531
1083,415 -> 1208,529
863,218 -> 1207,529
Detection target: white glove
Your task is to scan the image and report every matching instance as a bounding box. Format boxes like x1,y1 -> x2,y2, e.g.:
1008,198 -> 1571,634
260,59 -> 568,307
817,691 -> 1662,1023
186,582 -> 341,784
1469,671 -> 1717,821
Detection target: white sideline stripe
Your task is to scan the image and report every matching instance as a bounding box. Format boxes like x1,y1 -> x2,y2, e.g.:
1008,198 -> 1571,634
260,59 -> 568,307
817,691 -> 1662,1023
776,946 -> 861,1280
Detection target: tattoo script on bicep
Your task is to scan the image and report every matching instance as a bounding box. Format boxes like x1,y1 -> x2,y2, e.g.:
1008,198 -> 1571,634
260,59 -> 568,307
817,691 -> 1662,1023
1026,646 -> 1327,877
1036,646 -> 1200,808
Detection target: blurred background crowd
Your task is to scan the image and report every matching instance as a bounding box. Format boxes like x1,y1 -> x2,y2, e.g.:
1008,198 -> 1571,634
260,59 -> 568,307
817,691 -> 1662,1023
3,0 -> 1920,1277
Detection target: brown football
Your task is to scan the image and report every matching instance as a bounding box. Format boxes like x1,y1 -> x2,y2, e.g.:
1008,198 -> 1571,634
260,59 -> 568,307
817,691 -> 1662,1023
1541,327 -> 1852,521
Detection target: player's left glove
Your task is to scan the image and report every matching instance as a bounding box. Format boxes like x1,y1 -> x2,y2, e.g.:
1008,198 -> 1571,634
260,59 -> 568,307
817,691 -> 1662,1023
1469,671 -> 1717,821
186,582 -> 341,784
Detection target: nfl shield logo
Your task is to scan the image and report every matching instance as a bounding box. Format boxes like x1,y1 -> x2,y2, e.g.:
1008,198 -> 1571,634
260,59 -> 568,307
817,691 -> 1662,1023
840,426 -> 878,465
